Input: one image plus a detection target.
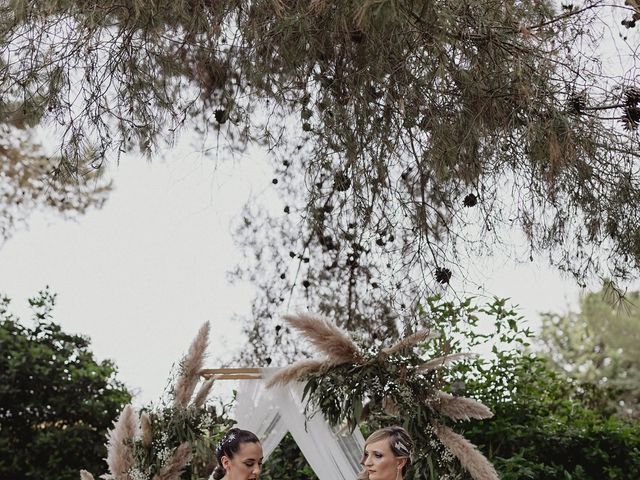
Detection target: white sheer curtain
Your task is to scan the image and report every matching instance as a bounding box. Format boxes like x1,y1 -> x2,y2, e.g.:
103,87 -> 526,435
234,368 -> 365,480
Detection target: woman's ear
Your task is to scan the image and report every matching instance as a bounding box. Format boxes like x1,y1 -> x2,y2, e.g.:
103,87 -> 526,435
396,457 -> 407,470
221,455 -> 231,471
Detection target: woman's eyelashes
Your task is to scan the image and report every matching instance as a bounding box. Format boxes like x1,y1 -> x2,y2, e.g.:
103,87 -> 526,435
364,451 -> 384,459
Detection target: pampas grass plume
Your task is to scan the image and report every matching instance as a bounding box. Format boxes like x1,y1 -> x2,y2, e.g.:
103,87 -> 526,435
283,313 -> 362,364
434,421 -> 499,480
152,442 -> 192,480
382,396 -> 399,416
433,391 -> 493,421
106,404 -> 137,480
174,322 -> 210,407
193,378 -> 214,408
80,470 -> 95,480
417,352 -> 475,373
382,329 -> 438,355
266,359 -> 328,388
140,411 -> 153,448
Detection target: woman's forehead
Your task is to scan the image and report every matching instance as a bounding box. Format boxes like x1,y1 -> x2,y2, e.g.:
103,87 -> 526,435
365,438 -> 392,453
235,441 -> 263,459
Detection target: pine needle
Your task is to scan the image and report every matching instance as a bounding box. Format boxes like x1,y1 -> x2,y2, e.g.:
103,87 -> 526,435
354,0 -> 380,30
309,0 -> 329,14
271,0 -> 287,16
266,358 -> 329,388
174,322 -> 210,407
432,391 -> 493,421
416,353 -> 476,373
283,313 -> 363,364
381,329 -> 439,355
433,421 -> 499,480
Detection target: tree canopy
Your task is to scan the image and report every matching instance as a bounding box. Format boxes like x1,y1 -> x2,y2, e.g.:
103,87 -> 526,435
3,0 -> 640,286
456,312 -> 640,480
539,283 -> 640,419
0,122 -> 111,242
0,289 -> 131,480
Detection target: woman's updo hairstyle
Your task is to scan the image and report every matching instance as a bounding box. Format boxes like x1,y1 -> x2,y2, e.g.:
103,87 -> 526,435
212,427 -> 260,480
357,425 -> 414,480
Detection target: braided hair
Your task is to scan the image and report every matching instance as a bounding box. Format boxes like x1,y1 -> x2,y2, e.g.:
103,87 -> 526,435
212,428 -> 260,480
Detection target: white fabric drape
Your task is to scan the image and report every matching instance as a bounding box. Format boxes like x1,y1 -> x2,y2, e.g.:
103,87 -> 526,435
234,368 -> 365,480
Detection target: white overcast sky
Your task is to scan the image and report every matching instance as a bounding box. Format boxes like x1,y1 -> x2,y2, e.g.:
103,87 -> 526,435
0,140 -> 586,405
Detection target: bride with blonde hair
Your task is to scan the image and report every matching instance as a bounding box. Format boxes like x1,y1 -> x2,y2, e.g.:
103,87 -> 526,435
358,426 -> 413,480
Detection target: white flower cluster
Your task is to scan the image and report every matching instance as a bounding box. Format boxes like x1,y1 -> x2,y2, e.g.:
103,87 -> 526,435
397,385 -> 414,404
128,467 -> 150,480
156,431 -> 173,465
199,411 -> 216,430
370,376 -> 383,390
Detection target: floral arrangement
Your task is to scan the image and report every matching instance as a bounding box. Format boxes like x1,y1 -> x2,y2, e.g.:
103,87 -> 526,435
81,322 -> 232,480
268,314 -> 498,480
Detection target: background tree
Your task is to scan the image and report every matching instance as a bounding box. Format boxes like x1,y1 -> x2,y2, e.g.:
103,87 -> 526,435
0,119 -> 111,243
539,284 -> 640,419
0,288 -> 132,480
452,302 -> 640,480
258,433 -> 317,480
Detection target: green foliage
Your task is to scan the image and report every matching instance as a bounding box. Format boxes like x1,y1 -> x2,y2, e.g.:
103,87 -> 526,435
271,296 -> 640,479
295,297 -> 514,479
260,433 -> 318,480
92,321 -> 236,480
539,283 -> 640,418
460,354 -> 640,479
127,403 -> 234,480
0,288 -> 131,480
442,298 -> 640,479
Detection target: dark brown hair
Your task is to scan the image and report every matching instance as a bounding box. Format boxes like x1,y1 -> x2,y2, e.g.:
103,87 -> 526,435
212,428 -> 261,480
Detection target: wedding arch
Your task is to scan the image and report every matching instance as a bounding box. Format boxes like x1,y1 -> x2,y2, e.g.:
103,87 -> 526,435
201,313 -> 500,480
201,367 -> 365,480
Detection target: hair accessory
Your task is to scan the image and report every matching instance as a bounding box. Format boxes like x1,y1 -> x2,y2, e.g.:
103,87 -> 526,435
216,431 -> 236,457
394,440 -> 411,456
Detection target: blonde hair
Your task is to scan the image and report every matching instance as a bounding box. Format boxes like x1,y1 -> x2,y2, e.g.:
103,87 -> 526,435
357,426 -> 414,480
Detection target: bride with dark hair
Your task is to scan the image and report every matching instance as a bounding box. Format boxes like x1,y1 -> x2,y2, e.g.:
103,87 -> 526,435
359,426 -> 414,480
212,428 -> 263,480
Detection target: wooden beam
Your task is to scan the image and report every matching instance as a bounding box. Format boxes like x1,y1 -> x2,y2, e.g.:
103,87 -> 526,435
200,367 -> 263,380
207,374 -> 263,380
200,367 -> 261,375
